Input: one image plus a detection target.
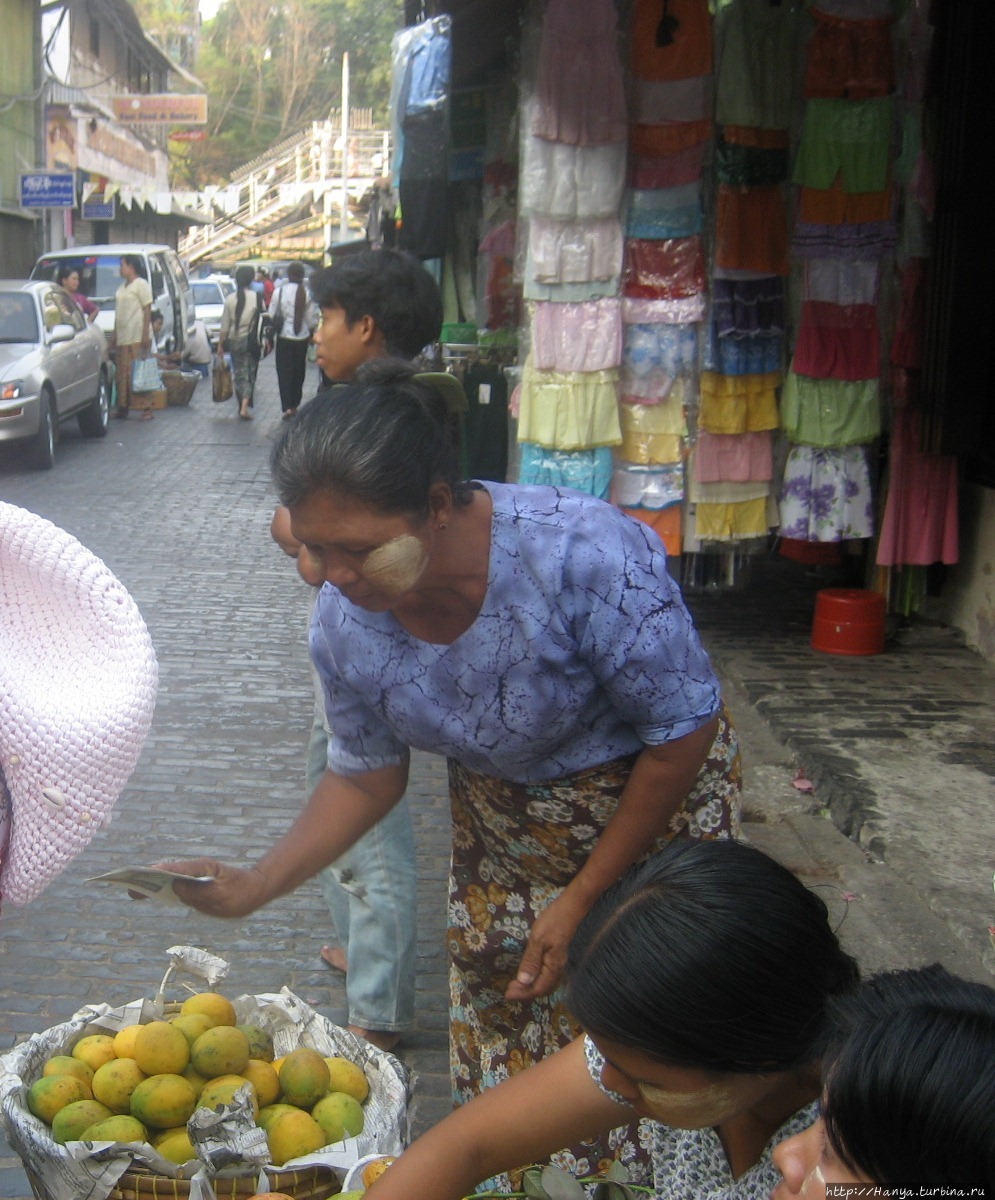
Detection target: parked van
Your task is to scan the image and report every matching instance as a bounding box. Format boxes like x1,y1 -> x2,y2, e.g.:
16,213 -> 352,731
31,245 -> 194,352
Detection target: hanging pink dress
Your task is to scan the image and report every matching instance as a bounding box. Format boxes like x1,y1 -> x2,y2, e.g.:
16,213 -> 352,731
876,408 -> 959,566
532,0 -> 627,145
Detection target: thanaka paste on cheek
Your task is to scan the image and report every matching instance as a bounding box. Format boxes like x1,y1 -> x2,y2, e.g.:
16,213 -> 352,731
363,534 -> 429,596
635,1080 -> 743,1128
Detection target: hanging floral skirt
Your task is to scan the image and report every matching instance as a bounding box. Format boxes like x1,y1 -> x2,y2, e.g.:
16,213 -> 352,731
448,706 -> 741,1187
779,444 -> 875,542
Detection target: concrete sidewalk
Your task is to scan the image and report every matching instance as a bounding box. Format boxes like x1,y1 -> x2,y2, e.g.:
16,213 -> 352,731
686,556 -> 995,984
0,358 -> 991,1200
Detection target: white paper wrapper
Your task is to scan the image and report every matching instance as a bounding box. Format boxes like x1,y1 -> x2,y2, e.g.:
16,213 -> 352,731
0,947 -> 412,1200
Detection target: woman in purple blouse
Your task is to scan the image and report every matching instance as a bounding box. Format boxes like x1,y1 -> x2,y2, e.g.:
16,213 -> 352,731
168,360 -> 741,1184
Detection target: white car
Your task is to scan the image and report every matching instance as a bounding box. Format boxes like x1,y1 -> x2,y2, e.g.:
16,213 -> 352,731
0,280 -> 111,470
191,275 -> 235,347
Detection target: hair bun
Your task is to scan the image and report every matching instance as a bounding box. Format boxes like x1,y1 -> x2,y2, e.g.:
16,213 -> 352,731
354,356 -> 419,387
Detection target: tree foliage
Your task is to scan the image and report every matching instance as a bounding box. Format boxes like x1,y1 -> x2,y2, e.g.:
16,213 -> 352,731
131,0 -> 402,186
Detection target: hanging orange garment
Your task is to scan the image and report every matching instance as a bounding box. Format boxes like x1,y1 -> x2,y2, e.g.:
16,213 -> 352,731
715,185 -> 789,275
630,120 -> 712,157
621,504 -> 683,557
722,125 -> 789,149
630,0 -> 712,82
798,178 -> 893,224
804,9 -> 894,99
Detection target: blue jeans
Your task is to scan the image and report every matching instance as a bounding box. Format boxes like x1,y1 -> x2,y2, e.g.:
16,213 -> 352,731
307,677 -> 417,1033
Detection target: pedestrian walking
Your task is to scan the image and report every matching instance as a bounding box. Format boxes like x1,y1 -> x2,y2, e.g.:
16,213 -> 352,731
269,261 -> 318,419
218,266 -> 262,420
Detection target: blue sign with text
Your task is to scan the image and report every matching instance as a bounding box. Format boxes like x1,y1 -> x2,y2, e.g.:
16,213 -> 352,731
82,195 -> 116,221
19,172 -> 76,208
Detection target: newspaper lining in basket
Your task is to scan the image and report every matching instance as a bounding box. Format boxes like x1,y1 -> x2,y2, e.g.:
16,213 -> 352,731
0,947 -> 412,1200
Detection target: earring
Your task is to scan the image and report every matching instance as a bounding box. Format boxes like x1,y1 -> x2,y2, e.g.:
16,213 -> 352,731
437,521 -> 447,530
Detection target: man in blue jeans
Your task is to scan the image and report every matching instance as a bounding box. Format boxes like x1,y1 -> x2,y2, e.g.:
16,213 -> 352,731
272,249 -> 447,1051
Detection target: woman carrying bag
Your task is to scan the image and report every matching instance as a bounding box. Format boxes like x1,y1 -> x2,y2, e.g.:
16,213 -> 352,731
269,261 -> 319,418
218,266 -> 262,420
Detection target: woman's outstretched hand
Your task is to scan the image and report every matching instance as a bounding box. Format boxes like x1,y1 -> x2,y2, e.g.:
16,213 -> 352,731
505,892 -> 588,1002
155,859 -> 271,918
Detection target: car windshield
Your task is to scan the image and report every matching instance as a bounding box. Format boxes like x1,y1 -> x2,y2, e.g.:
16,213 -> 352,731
193,283 -> 223,305
32,255 -> 123,309
0,294 -> 39,343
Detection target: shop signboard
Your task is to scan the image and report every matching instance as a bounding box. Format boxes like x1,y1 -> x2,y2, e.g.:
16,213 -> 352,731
19,172 -> 75,208
81,194 -> 116,221
111,94 -> 207,124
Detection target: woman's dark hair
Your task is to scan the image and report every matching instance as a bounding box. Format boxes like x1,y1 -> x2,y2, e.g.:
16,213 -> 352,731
234,265 -> 254,328
566,840 -> 859,1074
120,254 -> 145,278
822,965 -> 995,1190
287,261 -> 306,334
271,358 -> 470,515
56,264 -> 78,285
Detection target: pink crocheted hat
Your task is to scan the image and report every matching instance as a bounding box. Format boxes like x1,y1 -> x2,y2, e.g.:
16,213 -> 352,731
0,502 -> 158,906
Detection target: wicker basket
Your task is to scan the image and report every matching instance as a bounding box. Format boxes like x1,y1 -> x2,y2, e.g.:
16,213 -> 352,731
2,957 -> 407,1200
110,1165 -> 340,1200
161,370 -> 199,407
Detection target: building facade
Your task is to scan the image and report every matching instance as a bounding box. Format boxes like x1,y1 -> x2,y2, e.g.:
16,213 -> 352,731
0,0 -> 42,276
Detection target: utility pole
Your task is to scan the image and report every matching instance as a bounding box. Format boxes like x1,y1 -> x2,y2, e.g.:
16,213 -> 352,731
339,52 -> 350,244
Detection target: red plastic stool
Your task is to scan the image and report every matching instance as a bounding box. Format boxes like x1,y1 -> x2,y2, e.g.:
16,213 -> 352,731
811,588 -> 886,657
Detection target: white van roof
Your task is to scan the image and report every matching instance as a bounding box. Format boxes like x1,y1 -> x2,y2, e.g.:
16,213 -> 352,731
40,244 -> 176,256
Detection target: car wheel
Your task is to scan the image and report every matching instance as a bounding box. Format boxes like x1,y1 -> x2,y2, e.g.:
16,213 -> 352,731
78,369 -> 110,438
31,389 -> 56,470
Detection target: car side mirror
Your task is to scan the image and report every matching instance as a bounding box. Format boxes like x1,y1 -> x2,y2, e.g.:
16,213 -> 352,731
48,323 -> 76,343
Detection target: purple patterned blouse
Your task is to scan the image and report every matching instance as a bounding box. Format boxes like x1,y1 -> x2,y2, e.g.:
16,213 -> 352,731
311,482 -> 720,783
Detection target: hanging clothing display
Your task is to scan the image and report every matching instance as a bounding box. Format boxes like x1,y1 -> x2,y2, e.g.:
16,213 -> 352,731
516,364 -> 623,451
792,97 -> 893,193
876,408 -> 958,567
498,0 -> 951,602
714,0 -> 802,129
532,0 -> 627,144
626,184 -> 704,239
804,7 -> 894,99
779,444 -> 875,542
518,443 -> 614,498
623,237 -> 707,299
521,123 -> 627,220
613,462 -> 685,510
631,143 -> 709,188
391,16 -> 452,260
526,216 -> 624,285
630,0 -> 713,82
699,371 -> 781,435
530,299 -> 622,373
463,362 -> 510,483
696,430 -> 774,484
